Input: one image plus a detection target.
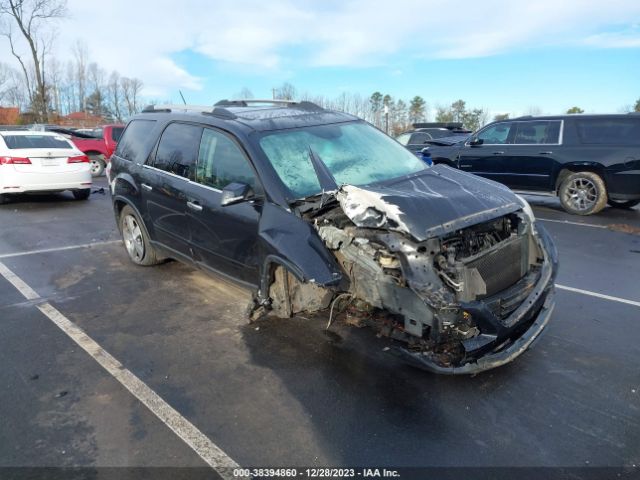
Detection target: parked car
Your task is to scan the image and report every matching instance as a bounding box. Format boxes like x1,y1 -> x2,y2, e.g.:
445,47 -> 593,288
108,100 -> 557,374
0,130 -> 92,204
396,122 -> 471,155
50,124 -> 124,177
423,114 -> 640,215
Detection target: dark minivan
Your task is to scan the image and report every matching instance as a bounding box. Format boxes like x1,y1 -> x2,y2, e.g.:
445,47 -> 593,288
424,114 -> 640,215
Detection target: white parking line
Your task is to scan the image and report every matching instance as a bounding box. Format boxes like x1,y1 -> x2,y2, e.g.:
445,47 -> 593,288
557,284 -> 640,308
0,240 -> 122,259
0,261 -> 242,479
538,218 -> 608,229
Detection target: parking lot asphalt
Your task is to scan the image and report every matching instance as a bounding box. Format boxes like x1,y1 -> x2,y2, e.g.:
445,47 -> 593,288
1,178 -> 639,474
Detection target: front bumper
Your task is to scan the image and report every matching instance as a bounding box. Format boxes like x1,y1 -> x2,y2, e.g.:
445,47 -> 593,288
393,223 -> 558,375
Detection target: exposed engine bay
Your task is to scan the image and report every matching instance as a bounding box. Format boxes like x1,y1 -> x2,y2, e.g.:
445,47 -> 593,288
260,184 -> 554,373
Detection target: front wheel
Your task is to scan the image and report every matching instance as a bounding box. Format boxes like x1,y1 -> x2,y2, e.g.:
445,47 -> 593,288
119,205 -> 160,266
89,154 -> 106,177
558,171 -> 607,215
73,189 -> 91,200
607,198 -> 640,209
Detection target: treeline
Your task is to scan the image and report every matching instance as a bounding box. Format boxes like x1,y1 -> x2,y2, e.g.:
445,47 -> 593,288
0,44 -> 144,123
265,83 -> 490,135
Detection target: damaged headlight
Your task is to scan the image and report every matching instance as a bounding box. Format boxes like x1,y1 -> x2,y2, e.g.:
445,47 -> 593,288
516,194 -> 535,224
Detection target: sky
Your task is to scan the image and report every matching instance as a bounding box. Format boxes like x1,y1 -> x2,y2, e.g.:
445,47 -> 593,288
11,0 -> 640,117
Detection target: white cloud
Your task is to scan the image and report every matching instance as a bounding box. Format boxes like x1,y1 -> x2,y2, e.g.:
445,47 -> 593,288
11,0 -> 639,97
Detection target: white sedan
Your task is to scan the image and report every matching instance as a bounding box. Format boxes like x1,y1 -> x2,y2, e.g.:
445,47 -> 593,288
0,130 -> 92,204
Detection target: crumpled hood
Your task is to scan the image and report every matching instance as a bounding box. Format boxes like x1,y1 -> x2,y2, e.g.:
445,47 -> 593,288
336,165 -> 522,241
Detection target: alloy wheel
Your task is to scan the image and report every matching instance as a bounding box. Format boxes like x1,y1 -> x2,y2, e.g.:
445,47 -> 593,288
122,214 -> 145,262
563,177 -> 598,212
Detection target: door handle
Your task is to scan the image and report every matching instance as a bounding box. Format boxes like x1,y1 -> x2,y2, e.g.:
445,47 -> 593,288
141,183 -> 152,192
186,200 -> 203,212
539,151 -> 553,155
492,151 -> 505,155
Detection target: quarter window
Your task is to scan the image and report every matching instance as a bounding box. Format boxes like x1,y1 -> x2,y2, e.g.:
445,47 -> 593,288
153,123 -> 202,180
115,120 -> 157,161
513,121 -> 561,144
196,128 -> 256,190
576,118 -> 640,145
396,133 -> 410,145
477,122 -> 513,144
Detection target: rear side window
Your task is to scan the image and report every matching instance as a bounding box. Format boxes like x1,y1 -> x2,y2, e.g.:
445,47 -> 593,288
409,132 -> 432,144
576,118 -> 640,145
196,128 -> 256,190
513,121 -> 561,144
115,120 -> 157,161
153,123 -> 202,180
3,135 -> 71,149
111,127 -> 124,142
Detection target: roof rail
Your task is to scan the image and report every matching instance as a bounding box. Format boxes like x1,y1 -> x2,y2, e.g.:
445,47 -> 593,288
215,99 -> 323,111
141,104 -> 237,119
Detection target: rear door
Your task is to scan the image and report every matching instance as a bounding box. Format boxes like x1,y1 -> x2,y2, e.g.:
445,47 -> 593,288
504,120 -> 562,191
458,121 -> 515,184
140,122 -> 202,259
184,127 -> 262,286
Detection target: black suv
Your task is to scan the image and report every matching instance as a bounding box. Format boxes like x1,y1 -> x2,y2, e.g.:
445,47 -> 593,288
424,114 -> 640,215
108,100 -> 557,374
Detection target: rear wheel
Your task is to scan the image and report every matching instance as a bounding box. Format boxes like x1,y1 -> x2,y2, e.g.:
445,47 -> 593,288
607,198 -> 640,209
558,171 -> 607,215
119,205 -> 160,266
73,189 -> 91,200
89,154 -> 105,177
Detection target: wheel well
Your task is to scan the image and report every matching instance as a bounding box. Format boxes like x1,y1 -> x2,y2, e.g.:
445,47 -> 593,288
555,165 -> 605,192
113,199 -> 127,220
86,151 -> 105,159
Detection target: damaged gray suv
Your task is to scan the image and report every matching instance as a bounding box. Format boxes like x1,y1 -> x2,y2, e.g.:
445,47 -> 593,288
108,100 -> 558,374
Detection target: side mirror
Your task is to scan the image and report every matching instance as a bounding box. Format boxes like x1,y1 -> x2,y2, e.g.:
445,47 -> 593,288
421,147 -> 433,166
469,137 -> 483,146
221,182 -> 253,206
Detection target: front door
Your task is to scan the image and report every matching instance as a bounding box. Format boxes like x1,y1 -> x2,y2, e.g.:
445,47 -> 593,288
186,127 -> 262,286
458,121 -> 515,185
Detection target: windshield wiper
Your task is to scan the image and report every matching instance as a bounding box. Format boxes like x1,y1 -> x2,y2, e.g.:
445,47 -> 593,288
308,146 -> 338,192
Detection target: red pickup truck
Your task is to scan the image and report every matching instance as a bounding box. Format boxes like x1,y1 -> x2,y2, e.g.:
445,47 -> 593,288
51,124 -> 124,176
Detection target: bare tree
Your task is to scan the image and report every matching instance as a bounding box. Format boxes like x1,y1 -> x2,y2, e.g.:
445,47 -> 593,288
121,76 -> 143,116
72,40 -> 88,112
0,0 -> 67,121
107,71 -> 122,121
273,82 -> 296,101
234,87 -> 254,100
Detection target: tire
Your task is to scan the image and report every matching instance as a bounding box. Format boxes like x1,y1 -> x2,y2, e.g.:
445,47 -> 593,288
607,198 -> 640,209
73,189 -> 91,200
89,154 -> 105,177
558,171 -> 607,215
119,205 -> 160,266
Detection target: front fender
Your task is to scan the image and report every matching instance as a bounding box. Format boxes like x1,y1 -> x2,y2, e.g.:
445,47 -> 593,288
257,203 -> 342,297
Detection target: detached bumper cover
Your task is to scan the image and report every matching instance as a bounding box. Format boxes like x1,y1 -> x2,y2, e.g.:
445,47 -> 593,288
392,223 -> 558,375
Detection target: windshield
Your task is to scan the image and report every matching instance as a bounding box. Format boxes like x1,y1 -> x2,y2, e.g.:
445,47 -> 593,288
259,122 -> 427,198
2,135 -> 72,150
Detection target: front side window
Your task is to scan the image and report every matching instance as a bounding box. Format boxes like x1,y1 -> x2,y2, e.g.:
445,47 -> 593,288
196,128 -> 256,190
576,118 -> 640,145
514,121 -> 561,144
153,123 -> 202,180
116,120 -> 157,161
259,121 -> 427,199
477,122 -> 513,144
3,135 -> 72,150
